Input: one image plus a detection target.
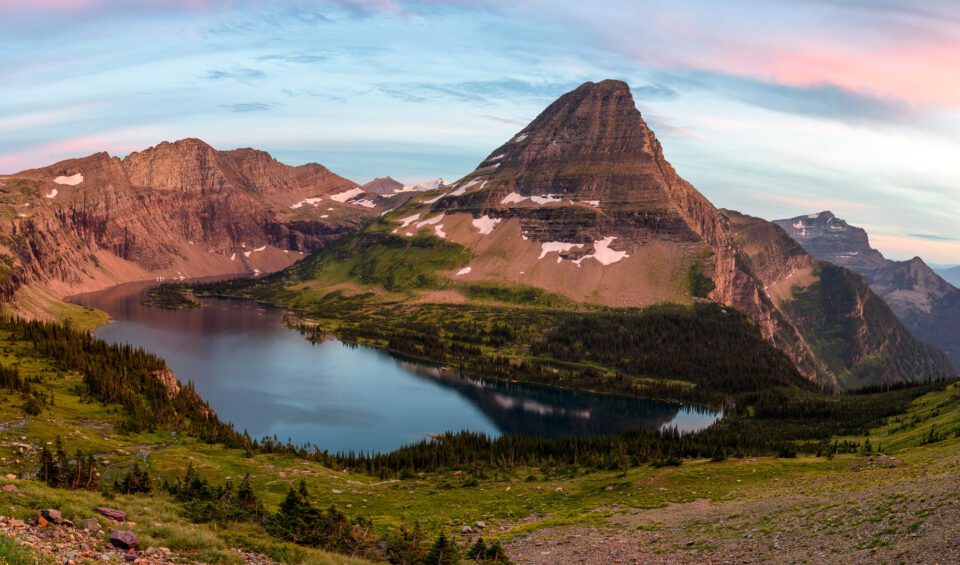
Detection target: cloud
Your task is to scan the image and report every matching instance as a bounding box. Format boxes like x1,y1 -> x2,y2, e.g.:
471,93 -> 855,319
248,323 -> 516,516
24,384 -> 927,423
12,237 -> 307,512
377,79 -> 582,105
257,53 -> 330,64
205,68 -> 267,82
220,102 -> 279,113
909,233 -> 957,242
477,113 -> 527,125
657,69 -> 915,126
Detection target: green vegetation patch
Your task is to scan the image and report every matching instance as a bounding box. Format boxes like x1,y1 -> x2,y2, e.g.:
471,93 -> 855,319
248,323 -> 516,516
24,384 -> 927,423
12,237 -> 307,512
142,283 -> 205,310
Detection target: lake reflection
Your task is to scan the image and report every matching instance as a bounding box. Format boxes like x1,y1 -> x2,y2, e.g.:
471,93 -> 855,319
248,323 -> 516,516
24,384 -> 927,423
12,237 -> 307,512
71,281 -> 721,453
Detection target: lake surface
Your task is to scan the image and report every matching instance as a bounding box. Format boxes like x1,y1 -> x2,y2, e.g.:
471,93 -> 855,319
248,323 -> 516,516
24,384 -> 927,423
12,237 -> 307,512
72,281 -> 721,453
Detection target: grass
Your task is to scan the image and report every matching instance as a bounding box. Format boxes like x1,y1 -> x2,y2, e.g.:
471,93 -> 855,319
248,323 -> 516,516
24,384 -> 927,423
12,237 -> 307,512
0,535 -> 53,564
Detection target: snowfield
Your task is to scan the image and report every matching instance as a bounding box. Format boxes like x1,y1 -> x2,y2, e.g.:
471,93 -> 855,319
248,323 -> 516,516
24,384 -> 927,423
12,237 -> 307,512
416,214 -> 445,228
397,213 -> 421,229
472,215 -> 501,235
330,187 -> 365,202
53,173 -> 83,186
538,242 -> 584,260
574,236 -> 629,266
290,197 -> 323,209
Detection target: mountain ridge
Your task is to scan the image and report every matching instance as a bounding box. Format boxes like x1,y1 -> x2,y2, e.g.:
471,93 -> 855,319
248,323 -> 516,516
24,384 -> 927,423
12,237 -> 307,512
236,79 -> 954,389
775,210 -> 960,367
0,138 -> 393,319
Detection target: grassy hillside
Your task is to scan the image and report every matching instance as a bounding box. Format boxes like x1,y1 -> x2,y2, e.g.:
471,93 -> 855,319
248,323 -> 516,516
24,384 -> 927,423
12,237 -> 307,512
0,314 -> 957,562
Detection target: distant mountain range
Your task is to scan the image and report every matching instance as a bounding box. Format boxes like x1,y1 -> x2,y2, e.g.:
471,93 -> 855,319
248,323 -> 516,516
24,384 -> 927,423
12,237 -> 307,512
935,265 -> 960,288
775,212 -> 960,368
0,139 -> 439,319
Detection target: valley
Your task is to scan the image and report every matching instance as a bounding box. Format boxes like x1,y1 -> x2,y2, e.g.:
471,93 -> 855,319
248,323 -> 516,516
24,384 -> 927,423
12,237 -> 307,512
0,79 -> 957,564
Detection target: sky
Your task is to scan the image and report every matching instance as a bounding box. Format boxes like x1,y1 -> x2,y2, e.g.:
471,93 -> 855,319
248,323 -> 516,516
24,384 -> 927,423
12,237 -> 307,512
1,0 -> 959,263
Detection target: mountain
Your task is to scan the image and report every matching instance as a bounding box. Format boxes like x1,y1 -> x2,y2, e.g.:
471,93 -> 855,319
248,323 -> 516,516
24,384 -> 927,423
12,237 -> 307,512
774,211 -> 960,367
335,80 -> 952,388
0,138 -> 393,317
360,176 -> 404,195
935,265 -> 960,287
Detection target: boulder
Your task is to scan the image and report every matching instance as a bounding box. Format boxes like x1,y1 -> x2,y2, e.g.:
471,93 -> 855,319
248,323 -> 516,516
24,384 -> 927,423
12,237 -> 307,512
109,529 -> 139,550
4,474 -> 16,480
461,525 -> 473,535
1,485 -> 17,493
95,507 -> 127,521
475,521 -> 486,529
79,518 -> 103,533
40,508 -> 63,524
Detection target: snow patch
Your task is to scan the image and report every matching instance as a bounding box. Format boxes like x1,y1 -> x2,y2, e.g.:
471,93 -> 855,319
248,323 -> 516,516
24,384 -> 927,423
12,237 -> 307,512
530,194 -> 562,205
253,245 -> 266,252
243,251 -> 252,258
230,253 -> 236,261
330,187 -> 365,202
290,197 -> 323,209
501,192 -> 528,205
53,173 -> 83,186
456,267 -> 472,276
434,225 -> 447,238
583,200 -> 600,208
354,199 -> 377,208
253,269 -> 261,275
538,242 -> 584,260
411,178 -> 446,191
397,213 -> 421,228
512,133 -> 528,143
472,215 -> 501,235
416,214 -> 445,228
574,236 -> 629,266
422,193 -> 446,205
450,178 -> 483,197
45,189 -> 59,199
490,153 -> 505,161
320,214 -> 329,218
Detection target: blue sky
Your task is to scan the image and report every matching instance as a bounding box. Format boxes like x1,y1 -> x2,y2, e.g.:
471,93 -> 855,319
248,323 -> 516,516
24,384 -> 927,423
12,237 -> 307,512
1,0 -> 959,263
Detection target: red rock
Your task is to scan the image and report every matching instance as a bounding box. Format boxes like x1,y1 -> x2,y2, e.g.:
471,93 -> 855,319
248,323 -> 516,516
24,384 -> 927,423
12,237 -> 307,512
109,529 -> 139,550
40,509 -> 62,524
94,507 -> 127,522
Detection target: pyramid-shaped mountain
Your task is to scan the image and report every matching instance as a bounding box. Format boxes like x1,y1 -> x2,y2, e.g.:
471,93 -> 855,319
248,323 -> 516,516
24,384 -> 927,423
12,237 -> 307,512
373,80 -> 953,388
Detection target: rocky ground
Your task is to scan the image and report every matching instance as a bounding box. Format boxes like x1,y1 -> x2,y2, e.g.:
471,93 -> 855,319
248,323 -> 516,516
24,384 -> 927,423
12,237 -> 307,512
504,454 -> 960,564
0,493 -> 276,564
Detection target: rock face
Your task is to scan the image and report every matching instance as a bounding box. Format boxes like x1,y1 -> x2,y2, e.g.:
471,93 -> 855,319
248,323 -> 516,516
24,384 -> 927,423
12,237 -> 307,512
386,80 -> 954,388
0,139 -> 396,314
775,211 -> 960,368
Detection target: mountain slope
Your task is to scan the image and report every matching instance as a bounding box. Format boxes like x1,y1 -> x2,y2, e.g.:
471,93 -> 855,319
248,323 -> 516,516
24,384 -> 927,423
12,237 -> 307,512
775,211 -> 960,368
229,80 -> 955,389
0,139 -> 396,317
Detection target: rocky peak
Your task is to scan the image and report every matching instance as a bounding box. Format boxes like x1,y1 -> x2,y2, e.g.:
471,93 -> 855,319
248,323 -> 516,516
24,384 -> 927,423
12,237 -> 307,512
774,211 -> 886,272
361,176 -> 404,195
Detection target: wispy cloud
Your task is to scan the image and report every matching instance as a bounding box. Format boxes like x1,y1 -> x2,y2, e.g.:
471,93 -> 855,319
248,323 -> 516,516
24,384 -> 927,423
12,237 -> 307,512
220,102 -> 280,113
205,68 -> 267,82
378,79 -> 583,105
656,69 -> 916,127
910,233 -> 957,242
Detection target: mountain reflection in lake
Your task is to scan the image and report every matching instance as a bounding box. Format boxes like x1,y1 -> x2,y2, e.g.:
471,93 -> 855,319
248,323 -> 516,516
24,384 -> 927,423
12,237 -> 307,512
72,280 -> 721,454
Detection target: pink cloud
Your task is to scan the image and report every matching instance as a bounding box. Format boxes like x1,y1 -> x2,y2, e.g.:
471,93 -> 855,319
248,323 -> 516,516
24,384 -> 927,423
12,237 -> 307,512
869,234 -> 960,264
587,1 -> 960,108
